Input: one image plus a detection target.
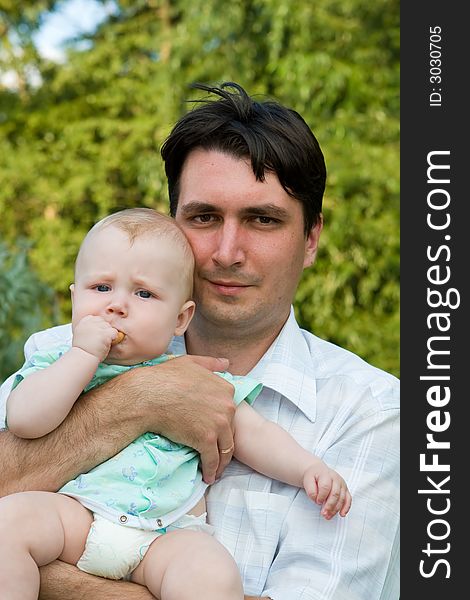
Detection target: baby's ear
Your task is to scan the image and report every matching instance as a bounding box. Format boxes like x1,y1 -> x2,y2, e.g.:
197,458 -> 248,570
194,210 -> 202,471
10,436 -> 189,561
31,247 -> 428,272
69,283 -> 75,304
174,300 -> 196,336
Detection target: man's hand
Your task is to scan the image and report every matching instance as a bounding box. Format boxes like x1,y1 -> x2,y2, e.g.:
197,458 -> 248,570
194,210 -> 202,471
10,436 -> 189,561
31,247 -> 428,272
128,354 -> 236,484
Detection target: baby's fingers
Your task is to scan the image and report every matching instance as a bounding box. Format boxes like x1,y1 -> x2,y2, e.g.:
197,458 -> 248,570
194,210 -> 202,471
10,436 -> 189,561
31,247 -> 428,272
320,479 -> 342,519
303,476 -> 319,503
340,490 -> 352,517
316,472 -> 336,506
322,482 -> 352,519
323,486 -> 347,519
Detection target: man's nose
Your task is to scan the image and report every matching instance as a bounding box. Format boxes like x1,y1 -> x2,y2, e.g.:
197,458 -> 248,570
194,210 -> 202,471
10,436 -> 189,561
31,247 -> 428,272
211,222 -> 245,268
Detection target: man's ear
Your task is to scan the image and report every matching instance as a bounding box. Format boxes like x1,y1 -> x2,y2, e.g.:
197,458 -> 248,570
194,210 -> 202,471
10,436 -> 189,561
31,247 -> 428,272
174,300 -> 196,336
303,215 -> 323,268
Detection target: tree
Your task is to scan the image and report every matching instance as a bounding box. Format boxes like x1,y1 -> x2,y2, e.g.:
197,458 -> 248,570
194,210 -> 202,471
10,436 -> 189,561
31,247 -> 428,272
0,240 -> 58,383
0,0 -> 399,376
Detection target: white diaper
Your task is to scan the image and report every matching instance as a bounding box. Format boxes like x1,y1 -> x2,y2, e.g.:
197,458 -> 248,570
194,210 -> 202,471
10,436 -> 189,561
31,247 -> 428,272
77,512 -> 214,580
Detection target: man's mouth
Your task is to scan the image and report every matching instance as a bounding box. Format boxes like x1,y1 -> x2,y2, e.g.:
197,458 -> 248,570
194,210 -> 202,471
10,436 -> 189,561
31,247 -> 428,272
206,279 -> 252,296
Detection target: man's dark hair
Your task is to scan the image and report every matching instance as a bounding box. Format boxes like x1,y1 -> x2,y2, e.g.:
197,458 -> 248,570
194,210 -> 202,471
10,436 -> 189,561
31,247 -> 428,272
161,82 -> 326,235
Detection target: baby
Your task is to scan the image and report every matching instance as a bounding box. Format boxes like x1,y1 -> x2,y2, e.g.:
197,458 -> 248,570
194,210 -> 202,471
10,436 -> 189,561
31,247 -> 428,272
0,208 -> 351,600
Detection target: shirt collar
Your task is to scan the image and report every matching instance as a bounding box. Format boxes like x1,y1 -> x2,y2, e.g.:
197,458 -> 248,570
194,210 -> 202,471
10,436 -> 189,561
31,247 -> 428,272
169,307 -> 317,423
247,308 -> 317,422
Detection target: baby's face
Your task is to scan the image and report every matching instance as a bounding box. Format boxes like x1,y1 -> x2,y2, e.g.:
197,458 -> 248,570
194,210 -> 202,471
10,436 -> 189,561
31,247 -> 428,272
71,226 -> 193,365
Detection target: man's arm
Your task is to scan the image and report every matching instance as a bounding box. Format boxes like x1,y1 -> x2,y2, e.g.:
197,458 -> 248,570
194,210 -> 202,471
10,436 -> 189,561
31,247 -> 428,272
0,355 -> 235,497
38,561 -> 266,600
0,373 -> 141,495
39,562 -> 154,600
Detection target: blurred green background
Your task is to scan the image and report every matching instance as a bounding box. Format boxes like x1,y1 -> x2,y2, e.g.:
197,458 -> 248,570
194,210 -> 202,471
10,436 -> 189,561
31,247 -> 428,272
0,0 -> 399,383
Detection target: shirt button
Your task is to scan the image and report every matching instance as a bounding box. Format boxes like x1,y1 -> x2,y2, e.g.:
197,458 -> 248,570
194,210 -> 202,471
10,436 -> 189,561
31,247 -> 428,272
119,515 -> 128,523
157,519 -> 163,527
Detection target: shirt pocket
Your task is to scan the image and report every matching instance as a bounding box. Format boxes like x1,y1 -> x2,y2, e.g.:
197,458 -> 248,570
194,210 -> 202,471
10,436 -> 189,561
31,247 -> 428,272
207,487 -> 291,596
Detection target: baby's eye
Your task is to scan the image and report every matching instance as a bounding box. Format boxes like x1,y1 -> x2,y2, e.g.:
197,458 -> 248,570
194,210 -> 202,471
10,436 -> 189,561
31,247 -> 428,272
136,290 -> 152,299
95,284 -> 111,292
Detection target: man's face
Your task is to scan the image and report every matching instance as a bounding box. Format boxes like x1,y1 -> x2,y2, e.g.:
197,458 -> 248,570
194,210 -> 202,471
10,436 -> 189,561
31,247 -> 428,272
175,149 -> 322,338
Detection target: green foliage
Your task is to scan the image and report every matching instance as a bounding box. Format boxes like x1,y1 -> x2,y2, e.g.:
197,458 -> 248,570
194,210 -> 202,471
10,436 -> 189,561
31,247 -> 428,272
0,240 -> 58,384
0,0 -> 58,99
0,0 -> 399,377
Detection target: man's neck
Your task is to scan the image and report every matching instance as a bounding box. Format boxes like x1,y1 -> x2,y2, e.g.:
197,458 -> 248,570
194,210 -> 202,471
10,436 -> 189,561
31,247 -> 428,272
185,317 -> 286,376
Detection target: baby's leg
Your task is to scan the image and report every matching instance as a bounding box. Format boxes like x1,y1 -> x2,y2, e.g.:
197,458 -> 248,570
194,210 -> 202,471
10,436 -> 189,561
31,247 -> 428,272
0,491 -> 92,600
131,529 -> 243,600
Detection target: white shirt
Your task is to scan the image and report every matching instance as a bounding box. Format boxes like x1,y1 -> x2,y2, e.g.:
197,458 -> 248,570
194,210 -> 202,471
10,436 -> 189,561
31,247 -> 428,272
0,308 -> 400,600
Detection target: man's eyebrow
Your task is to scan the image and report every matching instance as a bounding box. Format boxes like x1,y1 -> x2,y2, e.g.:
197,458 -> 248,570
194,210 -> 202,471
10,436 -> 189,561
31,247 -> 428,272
241,205 -> 290,219
178,202 -> 217,215
178,202 -> 291,219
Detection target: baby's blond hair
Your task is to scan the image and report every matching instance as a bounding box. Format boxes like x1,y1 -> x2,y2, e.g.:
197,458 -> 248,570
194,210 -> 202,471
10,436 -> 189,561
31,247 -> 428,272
77,208 -> 194,298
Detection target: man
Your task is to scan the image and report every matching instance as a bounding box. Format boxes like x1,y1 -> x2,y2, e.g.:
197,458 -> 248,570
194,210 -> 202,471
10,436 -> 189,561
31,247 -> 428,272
0,82 -> 399,600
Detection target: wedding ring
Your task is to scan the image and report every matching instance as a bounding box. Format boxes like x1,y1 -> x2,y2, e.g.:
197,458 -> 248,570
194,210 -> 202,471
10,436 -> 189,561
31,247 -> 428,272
220,444 -> 235,454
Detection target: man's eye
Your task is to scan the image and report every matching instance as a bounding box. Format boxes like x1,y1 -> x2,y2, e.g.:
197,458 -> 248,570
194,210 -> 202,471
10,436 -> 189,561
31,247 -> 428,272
254,216 -> 279,225
95,284 -> 110,292
194,214 -> 214,223
137,290 -> 152,299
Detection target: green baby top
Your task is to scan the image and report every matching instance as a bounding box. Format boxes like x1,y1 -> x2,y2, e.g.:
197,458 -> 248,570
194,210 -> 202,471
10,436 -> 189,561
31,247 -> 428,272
13,347 -> 262,531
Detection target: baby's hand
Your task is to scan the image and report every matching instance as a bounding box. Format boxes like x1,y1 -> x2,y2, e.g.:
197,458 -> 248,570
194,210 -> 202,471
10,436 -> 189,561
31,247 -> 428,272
303,461 -> 352,520
72,315 -> 119,361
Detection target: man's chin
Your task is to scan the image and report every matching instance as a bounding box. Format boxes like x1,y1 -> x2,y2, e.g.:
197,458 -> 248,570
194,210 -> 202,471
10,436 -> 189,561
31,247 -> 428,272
198,299 -> 261,329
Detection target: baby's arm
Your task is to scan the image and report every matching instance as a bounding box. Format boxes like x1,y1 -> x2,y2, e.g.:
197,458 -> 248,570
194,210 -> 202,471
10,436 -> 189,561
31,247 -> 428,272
6,316 -> 118,439
233,402 -> 352,519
